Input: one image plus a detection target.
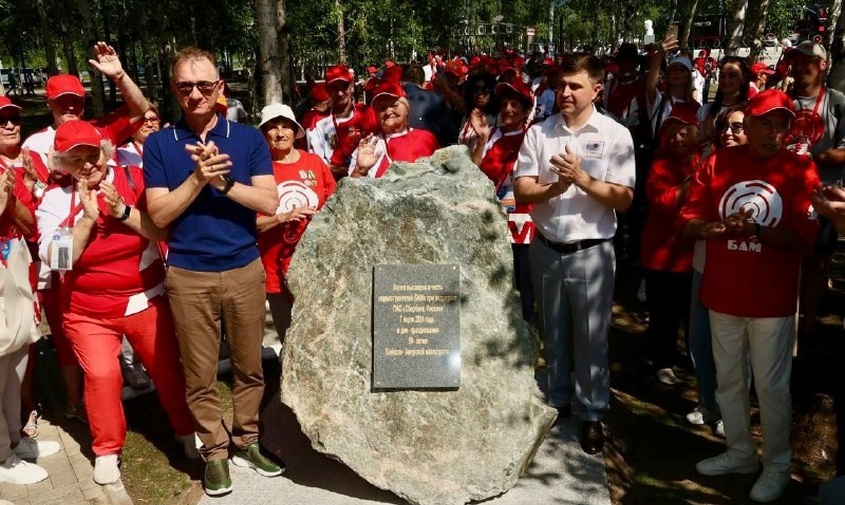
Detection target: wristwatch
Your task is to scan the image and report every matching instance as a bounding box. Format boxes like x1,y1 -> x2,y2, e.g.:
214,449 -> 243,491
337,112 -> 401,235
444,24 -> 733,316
220,175 -> 235,195
117,204 -> 132,222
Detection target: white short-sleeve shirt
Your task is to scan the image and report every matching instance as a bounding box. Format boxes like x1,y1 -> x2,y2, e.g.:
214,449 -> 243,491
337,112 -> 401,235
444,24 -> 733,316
514,107 -> 636,243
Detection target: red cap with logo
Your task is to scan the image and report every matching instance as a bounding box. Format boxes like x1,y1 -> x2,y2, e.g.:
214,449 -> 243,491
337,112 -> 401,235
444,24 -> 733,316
326,65 -> 353,84
0,96 -> 22,112
750,62 -> 775,76
46,75 -> 86,100
54,120 -> 102,153
745,89 -> 795,118
371,81 -> 406,104
443,60 -> 465,78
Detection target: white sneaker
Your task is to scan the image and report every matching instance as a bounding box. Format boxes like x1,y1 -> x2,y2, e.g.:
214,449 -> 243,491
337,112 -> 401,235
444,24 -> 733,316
714,419 -> 726,438
750,468 -> 790,502
686,406 -> 710,425
696,452 -> 760,476
0,455 -> 48,484
176,433 -> 201,460
656,368 -> 678,385
14,437 -> 61,459
93,454 -> 121,485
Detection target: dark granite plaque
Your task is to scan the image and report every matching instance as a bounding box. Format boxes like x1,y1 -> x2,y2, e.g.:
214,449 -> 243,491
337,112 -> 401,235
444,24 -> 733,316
372,264 -> 461,390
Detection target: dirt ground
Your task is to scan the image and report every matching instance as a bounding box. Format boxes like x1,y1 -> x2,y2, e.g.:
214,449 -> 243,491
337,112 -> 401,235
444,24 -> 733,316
603,254 -> 843,505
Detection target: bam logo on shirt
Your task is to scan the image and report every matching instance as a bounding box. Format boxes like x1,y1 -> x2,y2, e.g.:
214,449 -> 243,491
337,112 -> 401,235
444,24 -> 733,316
727,240 -> 762,252
718,180 -> 783,254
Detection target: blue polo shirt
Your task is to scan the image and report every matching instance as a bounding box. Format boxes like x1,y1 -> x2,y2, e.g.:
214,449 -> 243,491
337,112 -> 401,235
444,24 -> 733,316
143,115 -> 273,272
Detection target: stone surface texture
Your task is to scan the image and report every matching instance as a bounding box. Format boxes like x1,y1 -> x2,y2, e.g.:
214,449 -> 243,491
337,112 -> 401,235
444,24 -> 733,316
281,146 -> 557,505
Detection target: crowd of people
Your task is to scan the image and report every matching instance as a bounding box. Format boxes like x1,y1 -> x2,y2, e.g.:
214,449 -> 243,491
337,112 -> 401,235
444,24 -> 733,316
0,33 -> 841,504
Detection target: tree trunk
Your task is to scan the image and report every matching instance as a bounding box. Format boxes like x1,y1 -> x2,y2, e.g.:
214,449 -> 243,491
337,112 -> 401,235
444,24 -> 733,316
35,0 -> 61,75
56,0 -> 79,77
829,0 -> 843,48
682,0 -> 700,50
748,0 -> 769,62
724,0 -> 748,56
277,0 -> 293,104
255,0 -> 284,105
77,0 -> 105,117
335,0 -> 346,63
828,2 -> 845,91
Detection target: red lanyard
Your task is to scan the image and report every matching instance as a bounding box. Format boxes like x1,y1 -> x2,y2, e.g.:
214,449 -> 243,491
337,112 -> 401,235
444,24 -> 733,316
802,86 -> 826,117
59,189 -> 84,229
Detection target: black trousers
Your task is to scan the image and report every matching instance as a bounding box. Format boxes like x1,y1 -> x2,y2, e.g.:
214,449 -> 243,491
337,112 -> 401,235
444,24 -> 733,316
644,268 -> 693,370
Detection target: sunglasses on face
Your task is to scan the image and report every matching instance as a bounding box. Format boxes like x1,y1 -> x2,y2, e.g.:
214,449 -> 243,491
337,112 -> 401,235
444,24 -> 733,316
719,122 -> 744,134
174,80 -> 220,96
473,86 -> 491,94
0,115 -> 22,127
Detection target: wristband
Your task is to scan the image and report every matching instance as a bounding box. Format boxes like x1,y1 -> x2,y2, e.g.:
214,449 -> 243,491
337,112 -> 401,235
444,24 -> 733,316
117,205 -> 131,222
220,176 -> 235,195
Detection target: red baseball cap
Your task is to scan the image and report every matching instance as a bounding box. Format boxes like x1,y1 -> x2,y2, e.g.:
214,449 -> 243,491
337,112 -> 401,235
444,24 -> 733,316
54,120 -> 102,153
661,103 -> 699,129
494,80 -> 532,104
310,83 -> 329,103
326,65 -> 353,84
371,81 -> 406,104
745,89 -> 795,118
0,96 -> 22,113
443,60 -> 465,78
46,74 -> 85,100
750,62 -> 775,76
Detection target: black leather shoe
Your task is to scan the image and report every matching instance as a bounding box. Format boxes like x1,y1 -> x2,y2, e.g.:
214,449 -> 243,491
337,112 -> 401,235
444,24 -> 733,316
580,421 -> 604,455
555,406 -> 572,422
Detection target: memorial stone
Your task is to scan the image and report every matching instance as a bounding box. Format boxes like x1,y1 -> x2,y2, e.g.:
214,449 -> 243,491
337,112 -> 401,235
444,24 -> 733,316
281,146 -> 557,505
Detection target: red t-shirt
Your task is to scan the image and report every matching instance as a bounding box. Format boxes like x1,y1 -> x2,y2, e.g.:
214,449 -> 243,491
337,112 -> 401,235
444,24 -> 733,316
258,151 -> 336,295
37,165 -> 165,318
679,146 -> 820,317
479,127 -> 535,244
640,155 -> 697,272
605,76 -> 645,121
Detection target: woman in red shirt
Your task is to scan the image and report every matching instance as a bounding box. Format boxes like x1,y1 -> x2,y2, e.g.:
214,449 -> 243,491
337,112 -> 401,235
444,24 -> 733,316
35,120 -> 197,485
469,80 -> 534,322
349,81 -> 440,178
640,104 -> 701,385
256,104 -> 336,339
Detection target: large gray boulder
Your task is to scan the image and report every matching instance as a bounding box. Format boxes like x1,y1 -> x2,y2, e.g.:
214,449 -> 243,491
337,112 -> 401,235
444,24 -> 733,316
281,146 -> 557,505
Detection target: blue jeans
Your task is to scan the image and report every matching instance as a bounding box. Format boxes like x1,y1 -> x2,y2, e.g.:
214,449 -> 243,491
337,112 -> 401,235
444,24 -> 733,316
688,270 -> 717,415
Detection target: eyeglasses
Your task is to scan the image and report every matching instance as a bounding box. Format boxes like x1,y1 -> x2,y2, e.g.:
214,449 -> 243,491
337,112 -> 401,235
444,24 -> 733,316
174,80 -> 220,96
0,116 -> 21,127
719,122 -> 744,134
143,116 -> 160,124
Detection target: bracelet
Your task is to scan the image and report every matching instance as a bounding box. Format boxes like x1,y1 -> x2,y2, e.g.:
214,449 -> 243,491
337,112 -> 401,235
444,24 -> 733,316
117,204 -> 131,222
220,176 -> 235,195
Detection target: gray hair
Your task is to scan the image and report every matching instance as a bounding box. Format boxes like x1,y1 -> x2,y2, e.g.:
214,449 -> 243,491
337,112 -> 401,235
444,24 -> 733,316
48,140 -> 115,174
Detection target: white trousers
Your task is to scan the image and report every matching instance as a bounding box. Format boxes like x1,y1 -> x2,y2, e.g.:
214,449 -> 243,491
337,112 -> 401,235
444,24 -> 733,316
710,310 -> 793,472
0,345 -> 28,461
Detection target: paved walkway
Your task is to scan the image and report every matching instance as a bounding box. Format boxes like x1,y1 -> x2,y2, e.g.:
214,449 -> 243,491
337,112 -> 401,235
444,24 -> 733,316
0,416 -> 131,505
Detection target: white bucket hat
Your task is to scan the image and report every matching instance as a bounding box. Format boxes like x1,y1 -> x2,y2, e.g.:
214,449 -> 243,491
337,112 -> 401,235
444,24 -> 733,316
259,103 -> 305,139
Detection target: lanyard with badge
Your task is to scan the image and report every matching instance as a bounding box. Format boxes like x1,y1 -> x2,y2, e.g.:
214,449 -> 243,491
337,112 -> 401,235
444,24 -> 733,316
50,188 -> 85,271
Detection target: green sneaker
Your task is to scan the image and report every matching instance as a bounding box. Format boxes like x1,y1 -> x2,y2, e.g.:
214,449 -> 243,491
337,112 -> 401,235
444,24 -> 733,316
231,442 -> 284,477
204,459 -> 233,496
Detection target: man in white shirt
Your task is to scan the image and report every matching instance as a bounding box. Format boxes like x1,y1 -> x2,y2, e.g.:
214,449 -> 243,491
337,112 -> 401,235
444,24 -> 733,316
514,53 -> 636,455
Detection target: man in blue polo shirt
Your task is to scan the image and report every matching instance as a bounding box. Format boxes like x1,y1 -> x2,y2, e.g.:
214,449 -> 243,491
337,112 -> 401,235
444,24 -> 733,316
143,46 -> 280,496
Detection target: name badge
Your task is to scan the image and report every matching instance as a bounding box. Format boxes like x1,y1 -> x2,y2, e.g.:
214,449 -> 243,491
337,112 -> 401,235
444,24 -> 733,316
585,140 -> 605,159
50,228 -> 74,271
